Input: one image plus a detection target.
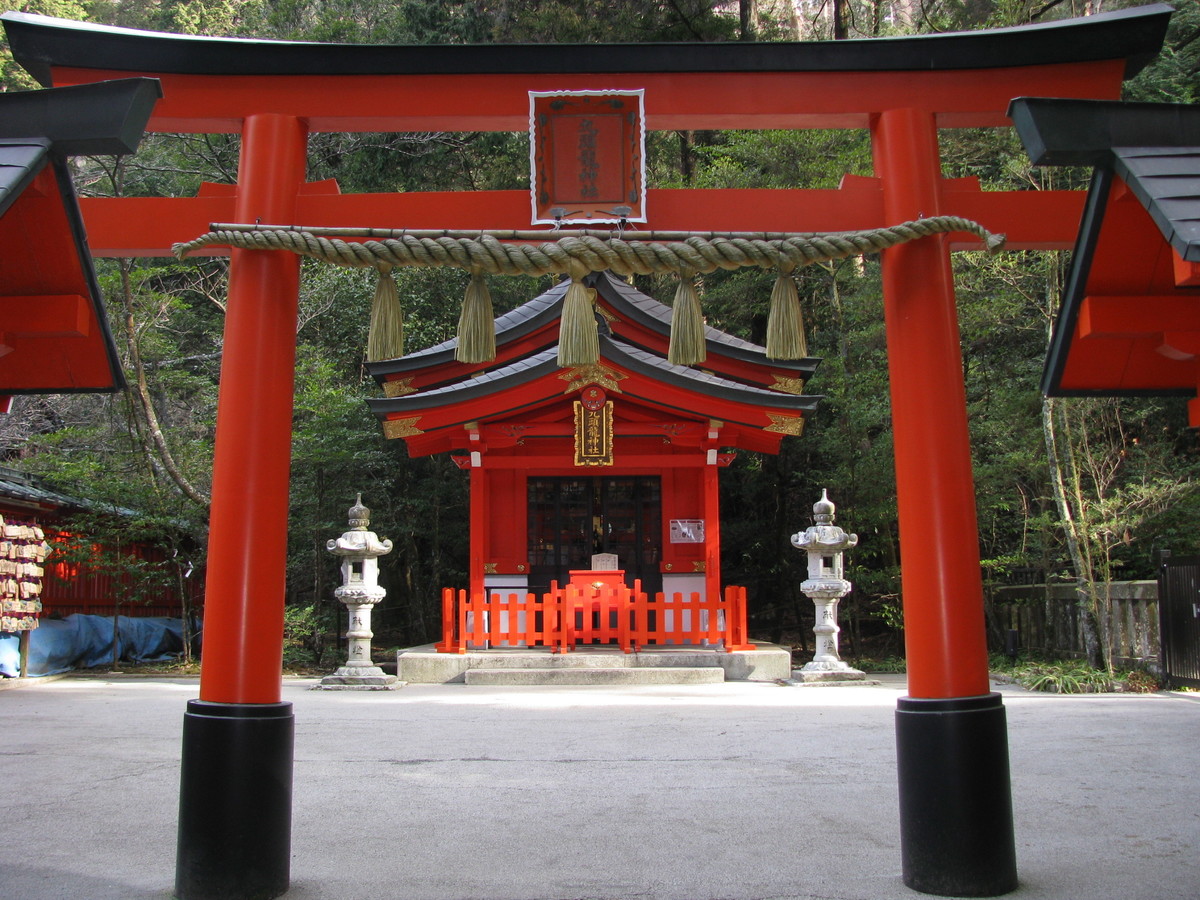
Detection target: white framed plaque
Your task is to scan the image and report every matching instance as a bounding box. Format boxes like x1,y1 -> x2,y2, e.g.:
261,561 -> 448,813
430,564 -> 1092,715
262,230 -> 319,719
670,519 -> 705,543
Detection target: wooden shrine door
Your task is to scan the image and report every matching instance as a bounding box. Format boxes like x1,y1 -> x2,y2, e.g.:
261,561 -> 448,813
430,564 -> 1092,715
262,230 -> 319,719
527,476 -> 662,597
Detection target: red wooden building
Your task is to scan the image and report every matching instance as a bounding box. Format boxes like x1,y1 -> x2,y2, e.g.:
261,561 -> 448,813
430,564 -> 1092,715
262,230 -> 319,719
0,466 -> 202,620
368,271 -> 818,652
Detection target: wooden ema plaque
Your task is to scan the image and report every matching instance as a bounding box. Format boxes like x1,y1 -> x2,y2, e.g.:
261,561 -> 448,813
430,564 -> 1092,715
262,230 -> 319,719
530,90 -> 646,225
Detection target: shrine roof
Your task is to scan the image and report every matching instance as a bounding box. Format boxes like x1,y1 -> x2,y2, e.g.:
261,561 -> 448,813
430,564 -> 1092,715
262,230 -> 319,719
1110,147 -> 1200,263
0,465 -> 84,515
1010,98 -> 1200,407
0,78 -> 159,394
367,271 -> 818,381
0,140 -> 50,220
3,6 -> 1170,85
368,336 -> 818,419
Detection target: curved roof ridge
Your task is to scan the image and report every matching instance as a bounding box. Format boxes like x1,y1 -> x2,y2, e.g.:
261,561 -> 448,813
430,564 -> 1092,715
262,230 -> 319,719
369,335 -> 818,420
368,346 -> 560,414
368,270 -> 820,380
604,337 -> 818,412
366,278 -> 568,377
592,272 -> 818,374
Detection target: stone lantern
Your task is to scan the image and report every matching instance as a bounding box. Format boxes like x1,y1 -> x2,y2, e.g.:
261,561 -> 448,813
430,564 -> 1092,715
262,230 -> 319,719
790,490 -> 865,682
313,494 -> 401,690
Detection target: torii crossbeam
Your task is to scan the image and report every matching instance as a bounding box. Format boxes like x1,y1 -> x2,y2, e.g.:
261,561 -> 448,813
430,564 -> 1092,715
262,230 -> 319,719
1,6 -> 1172,899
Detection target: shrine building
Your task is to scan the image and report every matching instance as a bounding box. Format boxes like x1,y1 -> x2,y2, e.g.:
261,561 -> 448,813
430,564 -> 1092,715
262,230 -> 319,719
367,271 -> 819,653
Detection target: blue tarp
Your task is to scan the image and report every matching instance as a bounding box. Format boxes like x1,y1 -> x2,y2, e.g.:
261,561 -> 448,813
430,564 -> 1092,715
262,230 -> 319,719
0,615 -> 186,676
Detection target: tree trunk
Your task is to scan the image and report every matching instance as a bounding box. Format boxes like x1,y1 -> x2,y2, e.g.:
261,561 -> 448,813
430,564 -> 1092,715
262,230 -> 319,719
1041,397 -> 1106,669
739,0 -> 757,40
118,260 -> 211,509
833,0 -> 848,40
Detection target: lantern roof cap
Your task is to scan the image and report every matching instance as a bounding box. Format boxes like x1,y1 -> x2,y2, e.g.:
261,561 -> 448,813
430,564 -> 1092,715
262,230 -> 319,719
813,488 -> 836,523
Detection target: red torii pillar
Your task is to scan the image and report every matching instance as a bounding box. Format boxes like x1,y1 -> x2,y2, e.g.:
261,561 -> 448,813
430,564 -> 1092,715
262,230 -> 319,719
1,7 -> 1170,900
175,114 -> 308,899
875,107 -> 1014,893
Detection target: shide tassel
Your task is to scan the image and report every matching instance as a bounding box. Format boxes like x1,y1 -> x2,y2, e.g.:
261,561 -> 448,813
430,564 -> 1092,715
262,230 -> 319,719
765,266 -> 807,360
456,269 -> 496,363
367,266 -> 404,361
557,266 -> 599,368
667,271 -> 706,366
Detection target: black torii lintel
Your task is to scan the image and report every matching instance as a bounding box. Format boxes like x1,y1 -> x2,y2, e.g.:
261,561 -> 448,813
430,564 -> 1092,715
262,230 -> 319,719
2,4 -> 1172,83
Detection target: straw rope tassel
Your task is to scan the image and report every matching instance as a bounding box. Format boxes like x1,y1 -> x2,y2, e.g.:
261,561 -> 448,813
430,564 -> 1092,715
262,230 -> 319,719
366,266 -> 405,361
765,267 -> 807,360
456,269 -> 496,363
557,265 -> 600,368
668,271 -> 706,366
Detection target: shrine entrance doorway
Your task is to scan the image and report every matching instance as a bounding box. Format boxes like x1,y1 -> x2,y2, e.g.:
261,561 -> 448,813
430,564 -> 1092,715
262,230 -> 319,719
527,475 -> 662,597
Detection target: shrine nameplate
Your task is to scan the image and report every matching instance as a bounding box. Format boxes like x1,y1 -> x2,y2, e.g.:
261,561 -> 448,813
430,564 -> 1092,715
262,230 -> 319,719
573,398 -> 614,466
529,89 -> 646,225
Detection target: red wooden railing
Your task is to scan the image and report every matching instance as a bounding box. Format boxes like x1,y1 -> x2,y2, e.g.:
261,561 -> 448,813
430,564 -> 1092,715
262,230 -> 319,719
436,582 -> 751,654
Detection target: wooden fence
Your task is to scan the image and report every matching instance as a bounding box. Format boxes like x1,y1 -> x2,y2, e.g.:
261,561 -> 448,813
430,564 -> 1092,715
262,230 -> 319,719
437,583 -> 751,654
988,581 -> 1159,668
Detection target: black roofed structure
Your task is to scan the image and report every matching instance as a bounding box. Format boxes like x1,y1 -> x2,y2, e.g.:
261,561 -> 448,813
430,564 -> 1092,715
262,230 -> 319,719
1010,98 -> 1200,419
0,78 -> 160,398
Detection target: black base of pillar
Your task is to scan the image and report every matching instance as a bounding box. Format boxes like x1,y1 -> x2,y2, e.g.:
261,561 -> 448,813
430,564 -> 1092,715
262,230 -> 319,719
896,693 -> 1018,897
176,700 -> 294,900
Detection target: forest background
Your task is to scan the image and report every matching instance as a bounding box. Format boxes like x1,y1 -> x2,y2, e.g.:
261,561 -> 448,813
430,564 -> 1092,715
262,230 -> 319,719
2,0 -> 1198,669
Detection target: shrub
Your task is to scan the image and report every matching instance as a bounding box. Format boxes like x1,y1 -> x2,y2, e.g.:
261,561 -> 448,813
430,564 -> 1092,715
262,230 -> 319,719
1119,669 -> 1161,693
1013,661 -> 1113,694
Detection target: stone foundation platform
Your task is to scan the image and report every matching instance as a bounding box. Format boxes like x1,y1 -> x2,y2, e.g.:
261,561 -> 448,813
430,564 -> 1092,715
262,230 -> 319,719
396,641 -> 791,684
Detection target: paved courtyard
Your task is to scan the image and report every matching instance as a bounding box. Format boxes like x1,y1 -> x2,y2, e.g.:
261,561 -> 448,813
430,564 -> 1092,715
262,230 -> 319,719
1,673 -> 1197,900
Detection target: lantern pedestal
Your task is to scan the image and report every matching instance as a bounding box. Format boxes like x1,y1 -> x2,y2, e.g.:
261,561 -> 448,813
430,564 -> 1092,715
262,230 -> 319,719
792,490 -> 865,683
314,495 -> 402,691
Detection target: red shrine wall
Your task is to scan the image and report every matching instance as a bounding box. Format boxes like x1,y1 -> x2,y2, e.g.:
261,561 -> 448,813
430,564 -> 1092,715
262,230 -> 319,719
487,469 -> 525,572
660,469 -> 704,575
479,465 -> 709,579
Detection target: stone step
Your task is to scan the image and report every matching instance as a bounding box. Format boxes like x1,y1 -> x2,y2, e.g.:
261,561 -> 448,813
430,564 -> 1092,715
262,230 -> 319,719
463,666 -> 725,686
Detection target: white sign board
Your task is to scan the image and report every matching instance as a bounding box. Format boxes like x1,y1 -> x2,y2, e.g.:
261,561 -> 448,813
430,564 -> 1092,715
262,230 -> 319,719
670,519 -> 705,543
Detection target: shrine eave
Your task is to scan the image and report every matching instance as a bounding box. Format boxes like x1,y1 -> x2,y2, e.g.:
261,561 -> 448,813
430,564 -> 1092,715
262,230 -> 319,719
0,78 -> 159,394
0,77 -> 162,156
368,337 -> 818,428
1012,97 -> 1200,402
366,271 -> 818,383
3,6 -> 1170,86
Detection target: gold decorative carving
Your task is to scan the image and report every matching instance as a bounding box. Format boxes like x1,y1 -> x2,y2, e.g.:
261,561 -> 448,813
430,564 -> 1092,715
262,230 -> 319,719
765,414 -> 805,436
559,364 -> 625,394
692,561 -> 706,573
769,374 -> 807,395
484,562 -> 498,575
382,417 -> 424,439
574,400 -> 614,466
382,376 -> 417,398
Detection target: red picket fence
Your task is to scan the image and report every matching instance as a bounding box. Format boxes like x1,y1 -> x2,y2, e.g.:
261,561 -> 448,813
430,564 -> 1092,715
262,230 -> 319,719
437,582 -> 751,653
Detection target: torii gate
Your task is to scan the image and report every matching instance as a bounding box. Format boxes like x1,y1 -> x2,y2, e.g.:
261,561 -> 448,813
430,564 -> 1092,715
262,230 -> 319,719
2,6 -> 1171,899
